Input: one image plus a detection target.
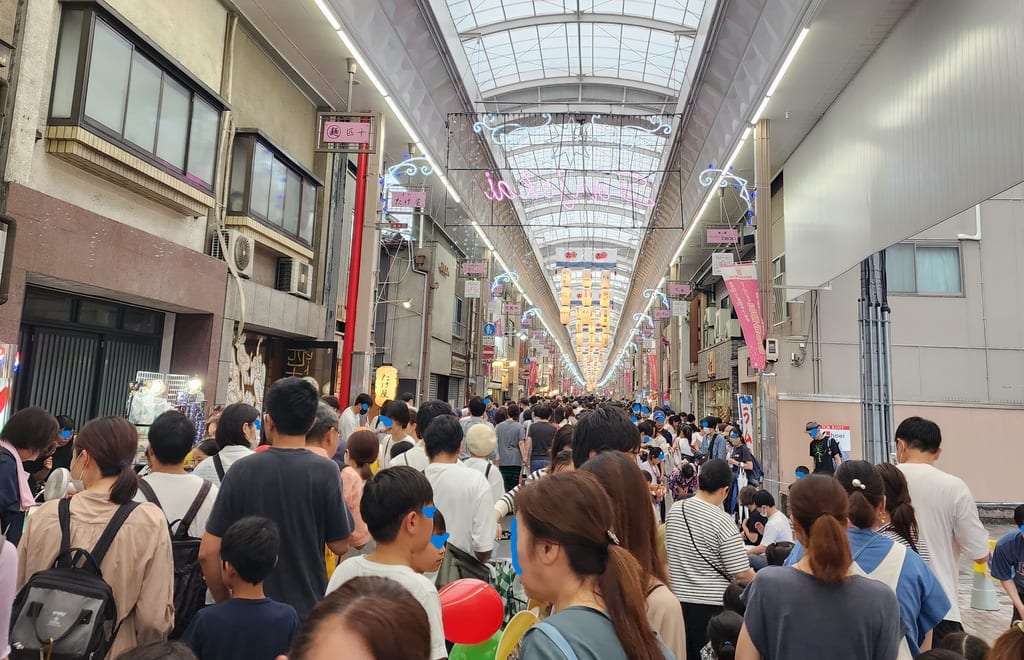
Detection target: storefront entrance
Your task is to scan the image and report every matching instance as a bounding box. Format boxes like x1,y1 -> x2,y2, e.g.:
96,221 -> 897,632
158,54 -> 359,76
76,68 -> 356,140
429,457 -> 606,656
16,288 -> 163,424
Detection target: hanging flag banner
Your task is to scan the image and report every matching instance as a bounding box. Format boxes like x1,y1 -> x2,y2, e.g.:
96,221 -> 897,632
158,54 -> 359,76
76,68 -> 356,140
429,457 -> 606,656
464,280 -> 481,298
668,282 -> 692,297
712,252 -> 735,276
503,303 -> 521,315
647,353 -> 659,391
462,262 -> 487,276
554,248 -> 618,270
671,300 -> 687,317
653,309 -> 670,320
719,262 -> 767,370
737,394 -> 754,446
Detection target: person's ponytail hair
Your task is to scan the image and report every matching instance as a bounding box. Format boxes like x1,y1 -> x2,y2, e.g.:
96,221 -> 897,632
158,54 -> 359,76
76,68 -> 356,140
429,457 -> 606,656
835,460 -> 884,529
707,611 -> 743,660
75,417 -> 140,505
517,473 -> 663,660
876,462 -> 922,553
788,474 -> 851,582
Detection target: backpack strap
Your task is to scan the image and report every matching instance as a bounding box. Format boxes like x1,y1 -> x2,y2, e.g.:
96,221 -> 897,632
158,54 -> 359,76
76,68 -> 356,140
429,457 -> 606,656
90,501 -> 141,567
533,622 -> 578,660
58,497 -> 72,557
136,478 -> 162,509
173,480 -> 212,539
485,463 -> 493,479
212,454 -> 225,480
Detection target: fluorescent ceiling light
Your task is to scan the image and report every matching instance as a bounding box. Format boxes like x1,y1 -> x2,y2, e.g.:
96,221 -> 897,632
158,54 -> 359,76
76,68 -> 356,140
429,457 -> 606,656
750,96 -> 771,124
312,0 -> 341,30
766,28 -> 810,97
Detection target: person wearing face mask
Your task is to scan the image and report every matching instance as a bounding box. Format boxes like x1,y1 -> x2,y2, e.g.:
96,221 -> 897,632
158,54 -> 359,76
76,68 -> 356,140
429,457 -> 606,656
193,403 -> 259,487
0,407 -> 59,545
339,394 -> 372,444
745,491 -> 793,571
24,414 -> 76,495
17,416 -> 174,656
806,421 -> 841,475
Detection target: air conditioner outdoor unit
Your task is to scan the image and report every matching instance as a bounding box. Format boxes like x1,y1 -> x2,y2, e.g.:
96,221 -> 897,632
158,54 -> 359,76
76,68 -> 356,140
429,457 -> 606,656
276,258 -> 313,299
209,229 -> 253,279
715,309 -> 731,340
704,308 -> 717,327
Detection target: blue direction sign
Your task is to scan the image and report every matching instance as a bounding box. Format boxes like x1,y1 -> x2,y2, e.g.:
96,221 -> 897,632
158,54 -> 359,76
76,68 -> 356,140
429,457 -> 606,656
483,323 -> 497,337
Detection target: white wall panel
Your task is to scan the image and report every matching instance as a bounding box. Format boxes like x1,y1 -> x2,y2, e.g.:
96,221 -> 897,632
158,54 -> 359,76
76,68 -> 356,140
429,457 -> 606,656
785,0 -> 1024,290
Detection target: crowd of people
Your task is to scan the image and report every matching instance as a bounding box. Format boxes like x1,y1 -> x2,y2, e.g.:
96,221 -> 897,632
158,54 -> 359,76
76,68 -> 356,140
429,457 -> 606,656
0,384 -> 1019,659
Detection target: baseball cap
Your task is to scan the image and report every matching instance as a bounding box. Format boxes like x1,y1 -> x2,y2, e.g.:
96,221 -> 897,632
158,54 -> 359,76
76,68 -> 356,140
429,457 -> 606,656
805,421 -> 819,432
466,424 -> 497,457
653,411 -> 666,423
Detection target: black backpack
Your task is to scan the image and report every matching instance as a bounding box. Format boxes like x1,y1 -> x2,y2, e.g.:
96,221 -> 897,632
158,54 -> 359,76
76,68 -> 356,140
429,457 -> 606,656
137,479 -> 212,639
10,499 -> 139,659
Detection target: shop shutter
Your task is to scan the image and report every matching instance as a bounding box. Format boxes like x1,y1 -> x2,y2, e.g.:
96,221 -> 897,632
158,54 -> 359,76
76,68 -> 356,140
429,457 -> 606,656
95,338 -> 160,417
428,374 -> 440,401
449,378 -> 463,409
25,329 -> 99,427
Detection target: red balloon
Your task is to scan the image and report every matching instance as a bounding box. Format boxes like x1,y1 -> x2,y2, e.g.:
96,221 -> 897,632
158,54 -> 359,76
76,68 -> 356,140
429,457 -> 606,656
438,578 -> 504,645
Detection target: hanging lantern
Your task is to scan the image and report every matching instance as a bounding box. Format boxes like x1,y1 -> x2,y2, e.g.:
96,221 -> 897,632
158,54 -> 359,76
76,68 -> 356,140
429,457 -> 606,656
561,269 -> 572,288
560,306 -> 571,325
601,309 -> 611,326
582,269 -> 592,287
599,289 -> 611,308
579,306 -> 593,323
589,320 -> 597,336
601,271 -> 611,288
602,334 -> 610,348
560,286 -> 571,306
582,285 -> 592,306
576,330 -> 584,346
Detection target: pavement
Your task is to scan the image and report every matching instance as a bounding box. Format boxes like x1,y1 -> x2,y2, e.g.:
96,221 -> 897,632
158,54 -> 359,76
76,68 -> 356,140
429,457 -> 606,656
960,523 -> 1017,645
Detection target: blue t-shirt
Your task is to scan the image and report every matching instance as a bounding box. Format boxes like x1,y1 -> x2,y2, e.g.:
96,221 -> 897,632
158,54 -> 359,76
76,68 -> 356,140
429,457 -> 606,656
785,527 -> 947,655
991,530 -> 1024,594
181,598 -> 299,660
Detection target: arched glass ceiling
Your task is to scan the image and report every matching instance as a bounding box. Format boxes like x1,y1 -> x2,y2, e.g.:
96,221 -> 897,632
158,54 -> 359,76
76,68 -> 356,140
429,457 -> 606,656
434,0 -> 710,386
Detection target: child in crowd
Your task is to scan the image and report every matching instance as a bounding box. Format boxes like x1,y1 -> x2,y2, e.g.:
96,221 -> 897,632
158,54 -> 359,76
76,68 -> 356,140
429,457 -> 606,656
463,424 -> 504,505
703,611 -> 742,660
936,632 -> 990,660
182,517 -> 299,660
325,466 -> 447,660
411,510 -> 447,575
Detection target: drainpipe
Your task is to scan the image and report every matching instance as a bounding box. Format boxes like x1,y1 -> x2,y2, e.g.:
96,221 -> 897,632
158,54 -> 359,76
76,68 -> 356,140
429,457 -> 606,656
413,245 -> 432,404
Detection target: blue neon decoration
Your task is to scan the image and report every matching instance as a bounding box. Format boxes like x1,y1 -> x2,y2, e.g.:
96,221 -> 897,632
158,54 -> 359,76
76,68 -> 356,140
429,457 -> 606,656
642,289 -> 670,308
699,164 -> 755,224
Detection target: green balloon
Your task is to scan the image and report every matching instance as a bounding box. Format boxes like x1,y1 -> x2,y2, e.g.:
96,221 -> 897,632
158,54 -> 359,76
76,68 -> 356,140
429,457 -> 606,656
449,630 -> 501,660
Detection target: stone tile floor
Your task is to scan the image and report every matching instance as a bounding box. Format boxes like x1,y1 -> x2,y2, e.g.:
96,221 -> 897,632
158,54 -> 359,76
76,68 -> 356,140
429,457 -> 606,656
960,523 -> 1016,644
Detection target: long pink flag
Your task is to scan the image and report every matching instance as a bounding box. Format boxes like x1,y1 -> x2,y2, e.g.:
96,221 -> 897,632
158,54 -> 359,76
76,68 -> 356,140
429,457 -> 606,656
719,262 -> 767,370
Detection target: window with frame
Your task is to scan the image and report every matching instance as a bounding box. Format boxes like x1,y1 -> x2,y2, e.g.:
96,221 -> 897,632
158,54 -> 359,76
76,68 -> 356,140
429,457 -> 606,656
48,5 -> 224,190
885,242 -> 962,295
227,132 -> 320,246
772,254 -> 788,324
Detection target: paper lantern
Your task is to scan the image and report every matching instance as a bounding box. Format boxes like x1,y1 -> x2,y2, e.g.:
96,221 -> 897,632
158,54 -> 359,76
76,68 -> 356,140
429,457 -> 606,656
560,287 -> 571,306
373,365 -> 398,406
601,271 -> 611,288
582,269 -> 592,286
601,309 -> 611,326
599,290 -> 610,308
559,306 -> 570,325
561,269 -> 572,288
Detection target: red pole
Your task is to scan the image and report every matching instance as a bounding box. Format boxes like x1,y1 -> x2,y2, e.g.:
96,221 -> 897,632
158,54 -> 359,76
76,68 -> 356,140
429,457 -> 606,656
339,142 -> 370,403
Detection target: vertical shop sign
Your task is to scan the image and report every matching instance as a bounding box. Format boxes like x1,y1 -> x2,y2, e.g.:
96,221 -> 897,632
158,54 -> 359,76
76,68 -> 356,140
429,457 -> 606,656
737,394 -> 754,446
719,263 -> 767,370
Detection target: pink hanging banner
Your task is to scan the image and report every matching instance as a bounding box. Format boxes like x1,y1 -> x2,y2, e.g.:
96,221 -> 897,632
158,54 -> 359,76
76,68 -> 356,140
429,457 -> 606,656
647,353 -> 659,391
529,361 -> 539,387
719,262 -> 767,370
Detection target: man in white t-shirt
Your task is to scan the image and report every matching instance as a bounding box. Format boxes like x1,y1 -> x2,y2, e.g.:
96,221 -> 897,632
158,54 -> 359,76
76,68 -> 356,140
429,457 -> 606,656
338,393 -> 372,443
136,410 -> 218,538
746,490 -> 793,571
422,412 -> 494,561
895,416 -> 990,646
326,466 -> 447,660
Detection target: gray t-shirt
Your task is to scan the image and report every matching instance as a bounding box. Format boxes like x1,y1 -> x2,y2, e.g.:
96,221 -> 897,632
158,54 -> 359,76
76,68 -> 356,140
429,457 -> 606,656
519,607 -> 629,660
495,419 -> 526,466
743,566 -> 903,660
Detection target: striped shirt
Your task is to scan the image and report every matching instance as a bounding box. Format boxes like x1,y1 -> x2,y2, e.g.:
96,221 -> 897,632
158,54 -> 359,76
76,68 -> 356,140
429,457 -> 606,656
495,468 -> 548,518
665,496 -> 750,605
877,522 -> 932,564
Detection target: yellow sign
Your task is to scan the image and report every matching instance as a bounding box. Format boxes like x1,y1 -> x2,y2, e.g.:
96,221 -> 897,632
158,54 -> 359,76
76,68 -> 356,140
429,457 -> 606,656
374,365 -> 398,406
582,285 -> 592,306
561,269 -> 572,288
560,306 -> 571,325
599,289 -> 611,308
560,287 -> 571,306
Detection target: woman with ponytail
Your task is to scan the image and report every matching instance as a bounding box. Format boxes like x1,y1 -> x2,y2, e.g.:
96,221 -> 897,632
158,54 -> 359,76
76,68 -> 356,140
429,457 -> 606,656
16,417 -> 174,655
876,462 -> 931,562
516,471 -> 671,659
736,475 -> 902,660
